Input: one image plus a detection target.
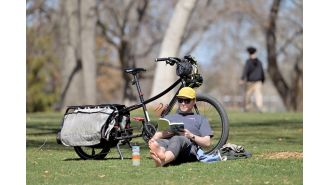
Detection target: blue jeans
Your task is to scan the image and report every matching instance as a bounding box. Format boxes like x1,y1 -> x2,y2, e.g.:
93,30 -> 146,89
196,149 -> 222,163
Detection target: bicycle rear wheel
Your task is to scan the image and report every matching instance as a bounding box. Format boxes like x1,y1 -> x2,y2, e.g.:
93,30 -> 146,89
165,94 -> 229,154
73,139 -> 117,160
194,94 -> 229,154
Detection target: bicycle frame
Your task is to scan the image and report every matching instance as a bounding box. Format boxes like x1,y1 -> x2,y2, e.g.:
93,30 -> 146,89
59,74 -> 186,144
120,77 -> 186,122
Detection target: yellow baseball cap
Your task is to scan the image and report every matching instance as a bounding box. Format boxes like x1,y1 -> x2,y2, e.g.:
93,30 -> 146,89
176,87 -> 196,99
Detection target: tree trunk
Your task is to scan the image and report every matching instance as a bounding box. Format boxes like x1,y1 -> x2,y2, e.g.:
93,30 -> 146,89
119,39 -> 137,104
150,0 -> 197,106
290,54 -> 303,111
56,0 -> 97,109
58,0 -> 84,109
80,0 -> 97,104
266,0 -> 302,111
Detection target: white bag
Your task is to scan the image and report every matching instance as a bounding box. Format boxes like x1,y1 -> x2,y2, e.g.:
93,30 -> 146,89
60,107 -> 116,146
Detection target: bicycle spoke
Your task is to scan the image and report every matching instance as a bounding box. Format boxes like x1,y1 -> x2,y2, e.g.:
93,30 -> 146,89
193,104 -> 199,114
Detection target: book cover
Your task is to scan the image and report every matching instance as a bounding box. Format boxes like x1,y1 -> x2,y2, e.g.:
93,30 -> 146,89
158,118 -> 184,135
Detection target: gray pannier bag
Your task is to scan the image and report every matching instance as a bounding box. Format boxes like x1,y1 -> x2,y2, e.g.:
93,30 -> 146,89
60,106 -> 117,146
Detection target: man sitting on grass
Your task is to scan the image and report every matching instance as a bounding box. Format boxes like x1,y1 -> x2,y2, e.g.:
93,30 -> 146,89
149,87 -> 213,167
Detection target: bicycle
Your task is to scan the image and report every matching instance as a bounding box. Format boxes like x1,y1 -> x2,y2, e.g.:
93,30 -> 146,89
56,55 -> 229,160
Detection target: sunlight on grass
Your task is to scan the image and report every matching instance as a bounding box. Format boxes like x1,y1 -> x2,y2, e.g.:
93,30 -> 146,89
27,111 -> 302,185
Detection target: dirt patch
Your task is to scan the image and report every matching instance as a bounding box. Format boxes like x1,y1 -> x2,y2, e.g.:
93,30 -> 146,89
260,152 -> 303,159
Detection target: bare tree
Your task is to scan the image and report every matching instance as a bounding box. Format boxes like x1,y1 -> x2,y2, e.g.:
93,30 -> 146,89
149,0 -> 197,105
26,0 -> 302,112
56,0 -> 97,109
194,0 -> 302,111
96,0 -> 164,104
57,0 -> 84,108
266,0 -> 302,111
80,0 -> 97,104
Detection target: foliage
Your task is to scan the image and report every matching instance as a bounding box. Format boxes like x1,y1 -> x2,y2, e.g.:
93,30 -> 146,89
27,111 -> 302,184
26,27 -> 60,112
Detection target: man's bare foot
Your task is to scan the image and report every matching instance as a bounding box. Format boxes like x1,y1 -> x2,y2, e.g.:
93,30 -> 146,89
150,151 -> 162,167
148,139 -> 166,160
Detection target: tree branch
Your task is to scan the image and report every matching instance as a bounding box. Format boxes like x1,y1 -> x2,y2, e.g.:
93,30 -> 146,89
97,19 -> 119,49
135,38 -> 162,58
26,0 -> 44,15
121,0 -> 136,36
97,62 -> 122,70
276,28 -> 303,56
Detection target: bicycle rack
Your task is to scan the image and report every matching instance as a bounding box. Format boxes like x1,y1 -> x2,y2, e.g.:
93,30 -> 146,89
115,116 -> 145,160
116,140 -> 132,160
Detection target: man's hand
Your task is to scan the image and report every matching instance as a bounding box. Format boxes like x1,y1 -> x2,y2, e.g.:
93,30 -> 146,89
180,129 -> 194,139
180,129 -> 211,147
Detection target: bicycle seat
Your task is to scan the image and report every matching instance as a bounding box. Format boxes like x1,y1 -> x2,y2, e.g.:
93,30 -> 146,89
124,68 -> 146,75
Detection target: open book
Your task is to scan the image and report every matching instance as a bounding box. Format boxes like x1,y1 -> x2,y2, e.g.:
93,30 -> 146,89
158,118 -> 184,135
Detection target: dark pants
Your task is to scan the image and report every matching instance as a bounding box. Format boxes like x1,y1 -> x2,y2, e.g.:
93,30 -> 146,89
157,136 -> 198,165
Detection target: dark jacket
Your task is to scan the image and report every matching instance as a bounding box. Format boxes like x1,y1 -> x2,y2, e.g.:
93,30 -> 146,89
241,58 -> 265,83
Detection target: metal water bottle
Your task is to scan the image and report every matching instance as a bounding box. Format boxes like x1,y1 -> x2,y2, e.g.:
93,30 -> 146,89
132,144 -> 140,166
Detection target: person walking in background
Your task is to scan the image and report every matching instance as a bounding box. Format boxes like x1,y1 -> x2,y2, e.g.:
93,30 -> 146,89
239,46 -> 265,112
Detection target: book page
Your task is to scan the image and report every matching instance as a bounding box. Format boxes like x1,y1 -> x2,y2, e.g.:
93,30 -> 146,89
158,118 -> 184,134
157,118 -> 170,130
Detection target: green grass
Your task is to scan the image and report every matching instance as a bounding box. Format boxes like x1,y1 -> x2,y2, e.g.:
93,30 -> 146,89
27,111 -> 302,185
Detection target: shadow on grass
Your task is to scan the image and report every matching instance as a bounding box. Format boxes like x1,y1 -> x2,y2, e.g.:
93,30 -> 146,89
27,131 -> 59,137
27,124 -> 59,133
27,137 -> 148,151
27,139 -> 67,150
63,157 -> 131,161
230,120 -> 302,128
27,113 -> 303,156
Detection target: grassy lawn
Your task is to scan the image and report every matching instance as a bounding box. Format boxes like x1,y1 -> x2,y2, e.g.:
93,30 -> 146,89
26,111 -> 302,185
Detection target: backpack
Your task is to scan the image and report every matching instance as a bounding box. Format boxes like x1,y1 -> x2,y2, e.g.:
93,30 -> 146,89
219,143 -> 252,160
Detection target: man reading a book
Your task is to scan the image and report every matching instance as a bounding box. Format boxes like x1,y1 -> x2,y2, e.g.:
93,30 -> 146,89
149,87 -> 213,167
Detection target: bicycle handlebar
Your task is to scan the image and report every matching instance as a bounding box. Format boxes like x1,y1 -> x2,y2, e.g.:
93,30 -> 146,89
155,57 -> 182,66
154,57 -> 169,62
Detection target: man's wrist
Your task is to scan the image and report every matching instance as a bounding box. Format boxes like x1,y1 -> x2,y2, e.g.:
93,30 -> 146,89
191,134 -> 195,140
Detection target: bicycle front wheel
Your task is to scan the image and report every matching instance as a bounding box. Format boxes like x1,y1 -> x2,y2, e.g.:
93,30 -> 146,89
194,94 -> 229,154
